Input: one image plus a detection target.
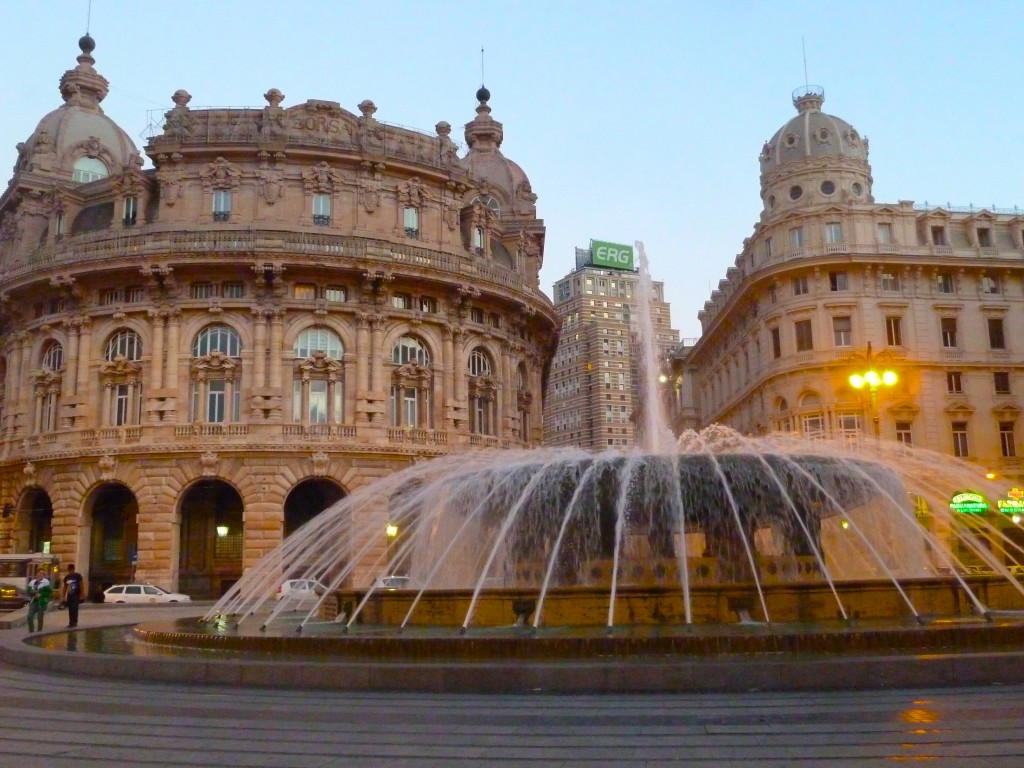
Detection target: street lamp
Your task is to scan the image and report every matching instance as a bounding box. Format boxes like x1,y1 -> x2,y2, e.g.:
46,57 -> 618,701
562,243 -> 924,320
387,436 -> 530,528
848,342 -> 897,437
385,523 -> 398,567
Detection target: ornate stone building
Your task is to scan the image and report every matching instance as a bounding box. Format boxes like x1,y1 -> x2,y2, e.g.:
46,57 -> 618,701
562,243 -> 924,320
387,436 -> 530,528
675,86 -> 1024,484
0,36 -> 557,598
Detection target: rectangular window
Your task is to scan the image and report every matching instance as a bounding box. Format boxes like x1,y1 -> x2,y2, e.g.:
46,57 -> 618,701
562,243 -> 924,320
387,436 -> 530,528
789,227 -> 804,249
771,327 -> 781,359
404,207 -> 419,238
981,275 -> 1000,294
123,196 -> 138,227
112,384 -> 130,427
325,286 -> 347,303
832,316 -> 852,347
885,316 -> 903,347
828,271 -> 848,291
935,273 -> 954,293
222,282 -> 245,299
55,211 -> 65,240
419,296 -> 437,313
947,371 -> 963,394
836,413 -> 860,438
825,222 -> 842,244
989,318 -> 1006,349
877,222 -> 893,244
293,283 -> 316,300
995,371 -> 1011,395
313,194 -> 331,226
471,307 -> 485,324
794,319 -> 813,352
191,282 -> 216,299
792,276 -> 809,296
391,293 -> 411,310
940,317 -> 957,348
213,190 -> 231,221
100,288 -> 123,306
931,226 -> 947,246
765,237 -> 773,258
951,421 -> 969,458
880,272 -> 900,292
802,413 -> 825,439
1001,422 -> 1017,458
895,421 -> 913,447
125,286 -> 145,303
769,284 -> 777,304
487,313 -> 501,329
978,228 -> 992,248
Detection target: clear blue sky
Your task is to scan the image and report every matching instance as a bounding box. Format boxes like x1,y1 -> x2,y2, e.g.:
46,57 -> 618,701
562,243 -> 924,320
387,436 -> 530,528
4,1 -> 1022,339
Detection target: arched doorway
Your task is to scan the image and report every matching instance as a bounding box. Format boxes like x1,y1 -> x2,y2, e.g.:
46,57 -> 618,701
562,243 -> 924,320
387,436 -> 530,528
178,479 -> 243,599
11,488 -> 53,554
87,483 -> 139,601
283,478 -> 345,537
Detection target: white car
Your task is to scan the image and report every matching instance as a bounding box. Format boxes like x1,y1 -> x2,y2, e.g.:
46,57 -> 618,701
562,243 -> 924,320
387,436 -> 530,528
103,584 -> 191,603
275,578 -> 327,602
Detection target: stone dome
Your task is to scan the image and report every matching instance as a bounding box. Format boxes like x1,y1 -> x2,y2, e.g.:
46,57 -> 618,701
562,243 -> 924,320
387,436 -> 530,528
758,87 -> 873,218
463,86 -> 537,216
14,36 -> 141,181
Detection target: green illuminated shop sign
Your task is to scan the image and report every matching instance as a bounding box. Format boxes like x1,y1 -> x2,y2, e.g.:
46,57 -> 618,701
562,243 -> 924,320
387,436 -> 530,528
950,491 -> 988,515
591,240 -> 634,271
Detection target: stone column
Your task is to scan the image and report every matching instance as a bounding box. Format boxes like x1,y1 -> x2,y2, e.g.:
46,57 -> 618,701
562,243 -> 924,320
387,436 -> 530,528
355,314 -> 369,394
63,319 -> 80,398
150,310 -> 165,390
269,312 -> 283,390
369,315 -> 383,392
252,309 -> 267,389
16,332 -> 32,437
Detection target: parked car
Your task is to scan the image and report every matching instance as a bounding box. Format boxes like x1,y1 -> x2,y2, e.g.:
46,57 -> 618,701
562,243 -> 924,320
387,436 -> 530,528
275,579 -> 327,602
103,584 -> 191,603
0,583 -> 29,610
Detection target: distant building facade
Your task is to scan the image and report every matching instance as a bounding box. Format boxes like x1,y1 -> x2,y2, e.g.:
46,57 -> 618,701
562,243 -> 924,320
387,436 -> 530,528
675,86 -> 1024,482
0,36 -> 557,598
546,243 -> 678,449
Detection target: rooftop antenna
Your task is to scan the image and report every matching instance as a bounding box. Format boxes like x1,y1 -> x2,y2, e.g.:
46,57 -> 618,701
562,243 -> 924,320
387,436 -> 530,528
480,46 -> 485,86
801,35 -> 809,87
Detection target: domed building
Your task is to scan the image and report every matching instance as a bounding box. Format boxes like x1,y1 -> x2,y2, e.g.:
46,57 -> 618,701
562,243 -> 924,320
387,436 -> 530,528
673,86 -> 1024,556
0,37 -> 558,598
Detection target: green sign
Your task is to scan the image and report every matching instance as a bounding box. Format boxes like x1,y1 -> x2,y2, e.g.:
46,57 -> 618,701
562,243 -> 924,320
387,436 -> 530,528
950,491 -> 988,515
591,240 -> 634,271
997,488 -> 1024,514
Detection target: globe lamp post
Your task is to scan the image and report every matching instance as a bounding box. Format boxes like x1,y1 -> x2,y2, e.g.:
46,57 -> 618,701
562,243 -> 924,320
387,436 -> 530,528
848,343 -> 897,438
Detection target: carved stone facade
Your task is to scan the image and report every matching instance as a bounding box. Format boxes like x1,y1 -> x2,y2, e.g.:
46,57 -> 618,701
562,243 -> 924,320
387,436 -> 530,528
0,37 -> 557,598
674,86 -> 1024,485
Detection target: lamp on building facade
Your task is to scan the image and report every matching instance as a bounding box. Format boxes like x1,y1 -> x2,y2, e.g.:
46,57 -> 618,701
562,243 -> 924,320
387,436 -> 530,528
385,523 -> 399,566
848,342 -> 897,437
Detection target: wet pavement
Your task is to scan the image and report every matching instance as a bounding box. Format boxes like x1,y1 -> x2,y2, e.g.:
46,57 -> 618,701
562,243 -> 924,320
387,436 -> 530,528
0,604 -> 1023,764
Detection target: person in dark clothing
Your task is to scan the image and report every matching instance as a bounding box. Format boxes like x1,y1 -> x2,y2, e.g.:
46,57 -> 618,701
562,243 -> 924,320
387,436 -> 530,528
61,563 -> 84,628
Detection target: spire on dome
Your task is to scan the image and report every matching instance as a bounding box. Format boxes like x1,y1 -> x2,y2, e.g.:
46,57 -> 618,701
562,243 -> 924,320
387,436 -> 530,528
464,84 -> 503,151
59,34 -> 110,110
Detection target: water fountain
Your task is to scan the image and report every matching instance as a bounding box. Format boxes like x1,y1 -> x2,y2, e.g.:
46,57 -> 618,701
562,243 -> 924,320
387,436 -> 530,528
123,246 -> 1024,686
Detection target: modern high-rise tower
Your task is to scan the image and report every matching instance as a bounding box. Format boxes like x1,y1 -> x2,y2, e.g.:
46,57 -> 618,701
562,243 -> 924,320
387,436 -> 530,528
545,241 -> 679,449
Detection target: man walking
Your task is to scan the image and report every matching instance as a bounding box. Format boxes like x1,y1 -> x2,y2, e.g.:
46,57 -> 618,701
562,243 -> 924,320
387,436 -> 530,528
26,567 -> 52,633
61,563 -> 84,628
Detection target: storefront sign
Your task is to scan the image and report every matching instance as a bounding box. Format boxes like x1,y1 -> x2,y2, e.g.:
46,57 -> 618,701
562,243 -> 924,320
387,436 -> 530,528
997,487 -> 1024,514
950,491 -> 988,515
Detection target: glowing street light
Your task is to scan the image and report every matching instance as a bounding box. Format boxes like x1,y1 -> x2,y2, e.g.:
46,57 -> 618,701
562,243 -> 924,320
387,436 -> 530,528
848,342 -> 897,438
385,523 -> 398,566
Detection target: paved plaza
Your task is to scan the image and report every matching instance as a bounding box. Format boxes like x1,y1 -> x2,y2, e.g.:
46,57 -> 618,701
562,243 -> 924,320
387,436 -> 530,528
2,604 -> 1024,766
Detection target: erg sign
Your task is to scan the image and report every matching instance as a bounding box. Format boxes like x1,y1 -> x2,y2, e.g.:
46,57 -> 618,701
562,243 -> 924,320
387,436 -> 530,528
590,240 -> 634,271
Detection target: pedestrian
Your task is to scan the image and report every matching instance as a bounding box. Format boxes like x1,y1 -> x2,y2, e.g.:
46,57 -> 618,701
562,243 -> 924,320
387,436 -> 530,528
26,567 -> 52,633
61,563 -> 84,628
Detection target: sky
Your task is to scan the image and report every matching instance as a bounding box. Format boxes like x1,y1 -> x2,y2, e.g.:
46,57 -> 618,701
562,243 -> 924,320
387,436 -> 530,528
3,1 -> 1023,340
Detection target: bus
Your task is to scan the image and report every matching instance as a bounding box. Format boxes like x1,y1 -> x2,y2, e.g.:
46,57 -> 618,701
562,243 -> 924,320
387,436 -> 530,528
0,553 -> 61,609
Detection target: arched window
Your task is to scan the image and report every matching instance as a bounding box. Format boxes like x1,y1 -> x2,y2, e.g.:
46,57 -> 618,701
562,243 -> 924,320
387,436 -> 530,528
390,335 -> 432,428
468,347 -> 497,436
35,341 -> 64,433
190,324 -> 242,423
392,335 -> 430,366
72,156 -> 109,184
41,341 -> 64,371
105,329 -> 142,361
101,330 -> 143,427
293,327 -> 345,425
